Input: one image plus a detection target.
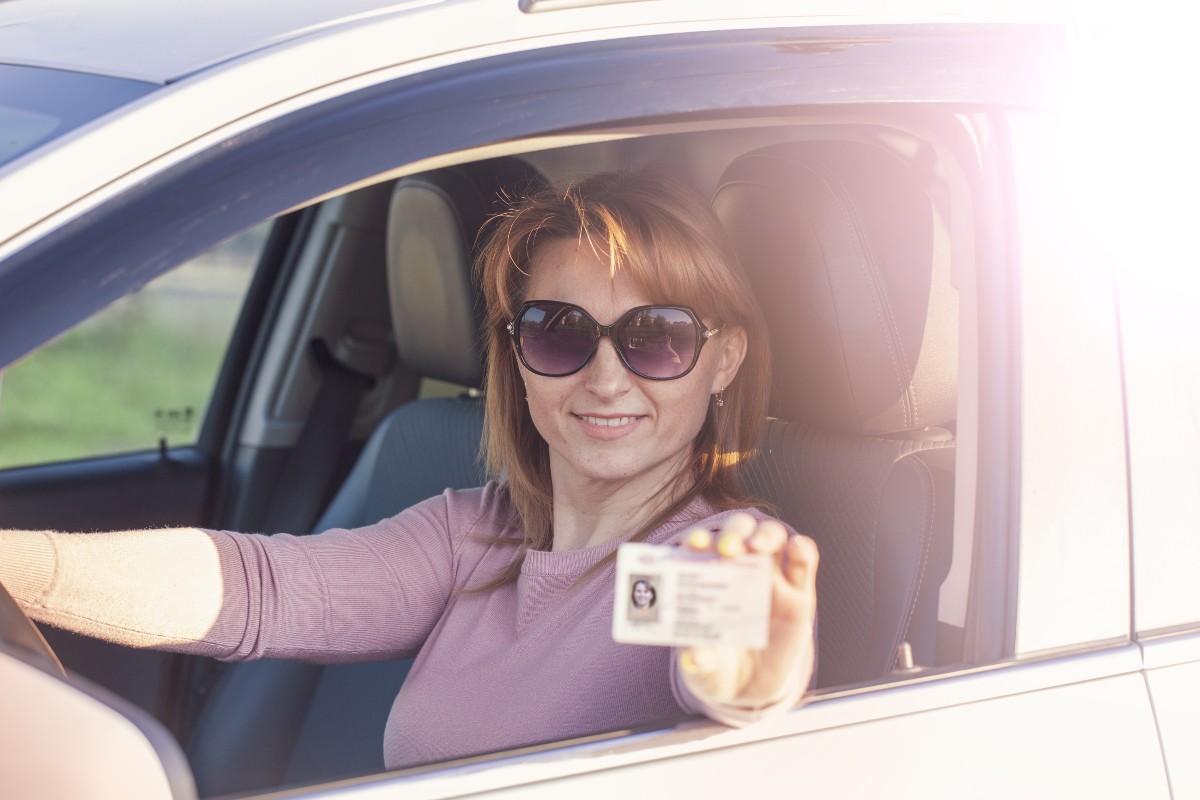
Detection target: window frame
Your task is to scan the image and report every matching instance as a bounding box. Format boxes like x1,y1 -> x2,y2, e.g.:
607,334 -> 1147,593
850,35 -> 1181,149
0,23 -> 1071,371
1,21 -> 1158,799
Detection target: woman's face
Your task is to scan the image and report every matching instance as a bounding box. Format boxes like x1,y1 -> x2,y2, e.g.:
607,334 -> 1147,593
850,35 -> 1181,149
632,581 -> 654,608
518,237 -> 746,497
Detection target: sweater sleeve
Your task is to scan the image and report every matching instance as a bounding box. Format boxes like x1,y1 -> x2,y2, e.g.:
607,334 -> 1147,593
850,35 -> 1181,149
0,526 -> 237,657
0,489 -> 470,663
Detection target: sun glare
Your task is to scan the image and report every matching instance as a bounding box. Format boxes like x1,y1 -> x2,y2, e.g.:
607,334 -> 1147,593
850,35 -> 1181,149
1061,5 -> 1200,299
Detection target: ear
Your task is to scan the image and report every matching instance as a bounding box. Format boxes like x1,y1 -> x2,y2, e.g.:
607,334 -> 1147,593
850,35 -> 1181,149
710,325 -> 747,394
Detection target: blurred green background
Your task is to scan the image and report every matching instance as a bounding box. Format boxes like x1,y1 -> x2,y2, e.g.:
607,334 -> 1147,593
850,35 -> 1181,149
0,227 -> 262,470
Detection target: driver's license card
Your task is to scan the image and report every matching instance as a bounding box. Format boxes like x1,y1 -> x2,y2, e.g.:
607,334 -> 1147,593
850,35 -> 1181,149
612,541 -> 772,650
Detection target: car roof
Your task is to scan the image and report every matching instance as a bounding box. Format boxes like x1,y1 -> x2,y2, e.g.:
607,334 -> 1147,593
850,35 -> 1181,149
0,0 -> 445,83
0,0 -> 1078,268
0,0 -> 1073,85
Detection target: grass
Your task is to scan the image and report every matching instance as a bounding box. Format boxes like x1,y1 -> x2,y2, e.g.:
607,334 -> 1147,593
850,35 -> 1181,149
0,277 -> 243,469
0,221 -> 480,470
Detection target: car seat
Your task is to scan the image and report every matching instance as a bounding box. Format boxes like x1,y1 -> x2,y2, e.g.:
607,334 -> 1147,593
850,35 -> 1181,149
716,140 -> 959,687
186,158 -> 541,796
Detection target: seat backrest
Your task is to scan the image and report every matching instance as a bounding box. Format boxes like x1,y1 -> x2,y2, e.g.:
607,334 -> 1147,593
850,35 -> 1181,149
716,140 -> 959,687
187,158 -> 542,797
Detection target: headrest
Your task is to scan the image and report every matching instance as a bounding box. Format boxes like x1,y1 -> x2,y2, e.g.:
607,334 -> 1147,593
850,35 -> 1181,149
386,158 -> 543,388
714,140 -> 958,436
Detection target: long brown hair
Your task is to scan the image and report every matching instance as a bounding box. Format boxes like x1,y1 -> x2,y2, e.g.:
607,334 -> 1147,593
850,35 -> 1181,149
474,169 -> 771,587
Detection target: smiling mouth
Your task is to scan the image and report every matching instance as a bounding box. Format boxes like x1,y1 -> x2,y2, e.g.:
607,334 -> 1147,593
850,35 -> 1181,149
577,414 -> 641,427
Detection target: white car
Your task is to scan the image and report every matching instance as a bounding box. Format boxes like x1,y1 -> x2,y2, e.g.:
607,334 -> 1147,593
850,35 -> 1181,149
0,1 -> 1197,798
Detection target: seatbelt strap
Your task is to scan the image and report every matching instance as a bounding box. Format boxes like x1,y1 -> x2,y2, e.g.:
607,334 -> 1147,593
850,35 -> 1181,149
265,339 -> 375,535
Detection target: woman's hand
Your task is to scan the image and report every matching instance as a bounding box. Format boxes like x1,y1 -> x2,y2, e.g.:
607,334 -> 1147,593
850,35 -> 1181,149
677,513 -> 818,711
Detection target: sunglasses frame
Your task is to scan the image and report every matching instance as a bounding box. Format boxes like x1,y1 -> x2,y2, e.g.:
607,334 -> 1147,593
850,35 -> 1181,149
507,300 -> 721,380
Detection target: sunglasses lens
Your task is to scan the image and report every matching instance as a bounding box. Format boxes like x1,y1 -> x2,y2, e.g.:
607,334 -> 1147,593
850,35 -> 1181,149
518,303 -> 596,375
617,308 -> 699,379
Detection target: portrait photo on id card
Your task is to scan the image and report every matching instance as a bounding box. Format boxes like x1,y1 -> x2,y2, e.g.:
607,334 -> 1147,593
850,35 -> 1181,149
628,575 -> 660,622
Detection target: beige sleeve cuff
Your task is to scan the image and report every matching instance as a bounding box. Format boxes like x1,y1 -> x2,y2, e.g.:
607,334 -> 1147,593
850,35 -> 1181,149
0,527 -> 237,656
0,529 -> 57,607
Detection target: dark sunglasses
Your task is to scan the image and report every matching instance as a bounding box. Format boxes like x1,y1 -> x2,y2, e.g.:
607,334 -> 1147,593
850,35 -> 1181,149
507,300 -> 721,380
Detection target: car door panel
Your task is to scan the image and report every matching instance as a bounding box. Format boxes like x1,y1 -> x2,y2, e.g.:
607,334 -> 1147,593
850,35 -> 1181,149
285,647 -> 1165,799
0,448 -> 210,532
1,19 -> 1130,799
538,675 -> 1163,800
0,426 -> 214,721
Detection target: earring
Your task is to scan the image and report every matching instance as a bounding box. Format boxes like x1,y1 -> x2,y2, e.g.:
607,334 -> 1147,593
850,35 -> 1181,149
714,389 -> 725,408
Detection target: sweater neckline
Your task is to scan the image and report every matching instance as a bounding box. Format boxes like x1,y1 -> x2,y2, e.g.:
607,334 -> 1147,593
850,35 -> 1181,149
520,495 -> 717,578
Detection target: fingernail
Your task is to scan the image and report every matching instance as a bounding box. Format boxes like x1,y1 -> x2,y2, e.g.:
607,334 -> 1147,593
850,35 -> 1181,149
722,512 -> 757,539
789,536 -> 818,574
749,521 -> 786,552
748,530 -> 769,551
688,528 -> 713,550
788,537 -> 807,564
717,532 -> 745,558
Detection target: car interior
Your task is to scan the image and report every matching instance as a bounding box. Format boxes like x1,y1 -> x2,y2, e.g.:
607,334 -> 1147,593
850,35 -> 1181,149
9,113 -> 976,796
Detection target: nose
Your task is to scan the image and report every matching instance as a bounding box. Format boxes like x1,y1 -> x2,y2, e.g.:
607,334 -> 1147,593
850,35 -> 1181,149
582,335 -> 633,399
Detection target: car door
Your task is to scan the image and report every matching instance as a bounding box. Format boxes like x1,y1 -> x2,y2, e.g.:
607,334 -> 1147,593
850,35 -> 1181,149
0,197 -> 407,729
1125,272 -> 1200,800
1119,204 -> 1200,800
0,13 -> 1175,799
0,219 -> 286,723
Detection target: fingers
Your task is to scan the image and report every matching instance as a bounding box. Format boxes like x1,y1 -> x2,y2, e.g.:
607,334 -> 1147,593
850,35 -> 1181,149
716,530 -> 746,558
678,645 -> 747,704
673,520 -> 819,709
683,527 -> 712,552
747,520 -> 787,555
683,513 -> 788,559
716,512 -> 755,558
784,534 -> 819,593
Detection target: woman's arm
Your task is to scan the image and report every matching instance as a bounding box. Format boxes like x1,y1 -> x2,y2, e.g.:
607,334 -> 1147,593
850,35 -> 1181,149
0,489 -> 468,663
0,526 -> 236,657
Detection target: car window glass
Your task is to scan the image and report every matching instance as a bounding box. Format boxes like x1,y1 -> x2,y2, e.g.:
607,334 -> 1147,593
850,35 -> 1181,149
0,64 -> 156,168
0,224 -> 267,469
419,378 -> 472,399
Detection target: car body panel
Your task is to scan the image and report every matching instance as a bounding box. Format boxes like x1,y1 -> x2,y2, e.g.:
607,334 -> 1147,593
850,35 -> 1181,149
0,0 -> 1069,83
0,0 -> 444,82
1142,633 -> 1200,800
0,3 -> 1195,798
1005,110 -> 1131,655
287,647 -> 1166,799
0,4 -> 1069,281
1119,269 -> 1200,633
0,22 -> 1068,370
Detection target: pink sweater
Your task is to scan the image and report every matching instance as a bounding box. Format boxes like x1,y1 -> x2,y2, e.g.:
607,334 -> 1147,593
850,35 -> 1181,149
0,483 -> 799,768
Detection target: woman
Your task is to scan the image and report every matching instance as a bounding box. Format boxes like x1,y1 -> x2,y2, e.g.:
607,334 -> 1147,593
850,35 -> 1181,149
0,169 -> 817,769
631,579 -> 656,611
